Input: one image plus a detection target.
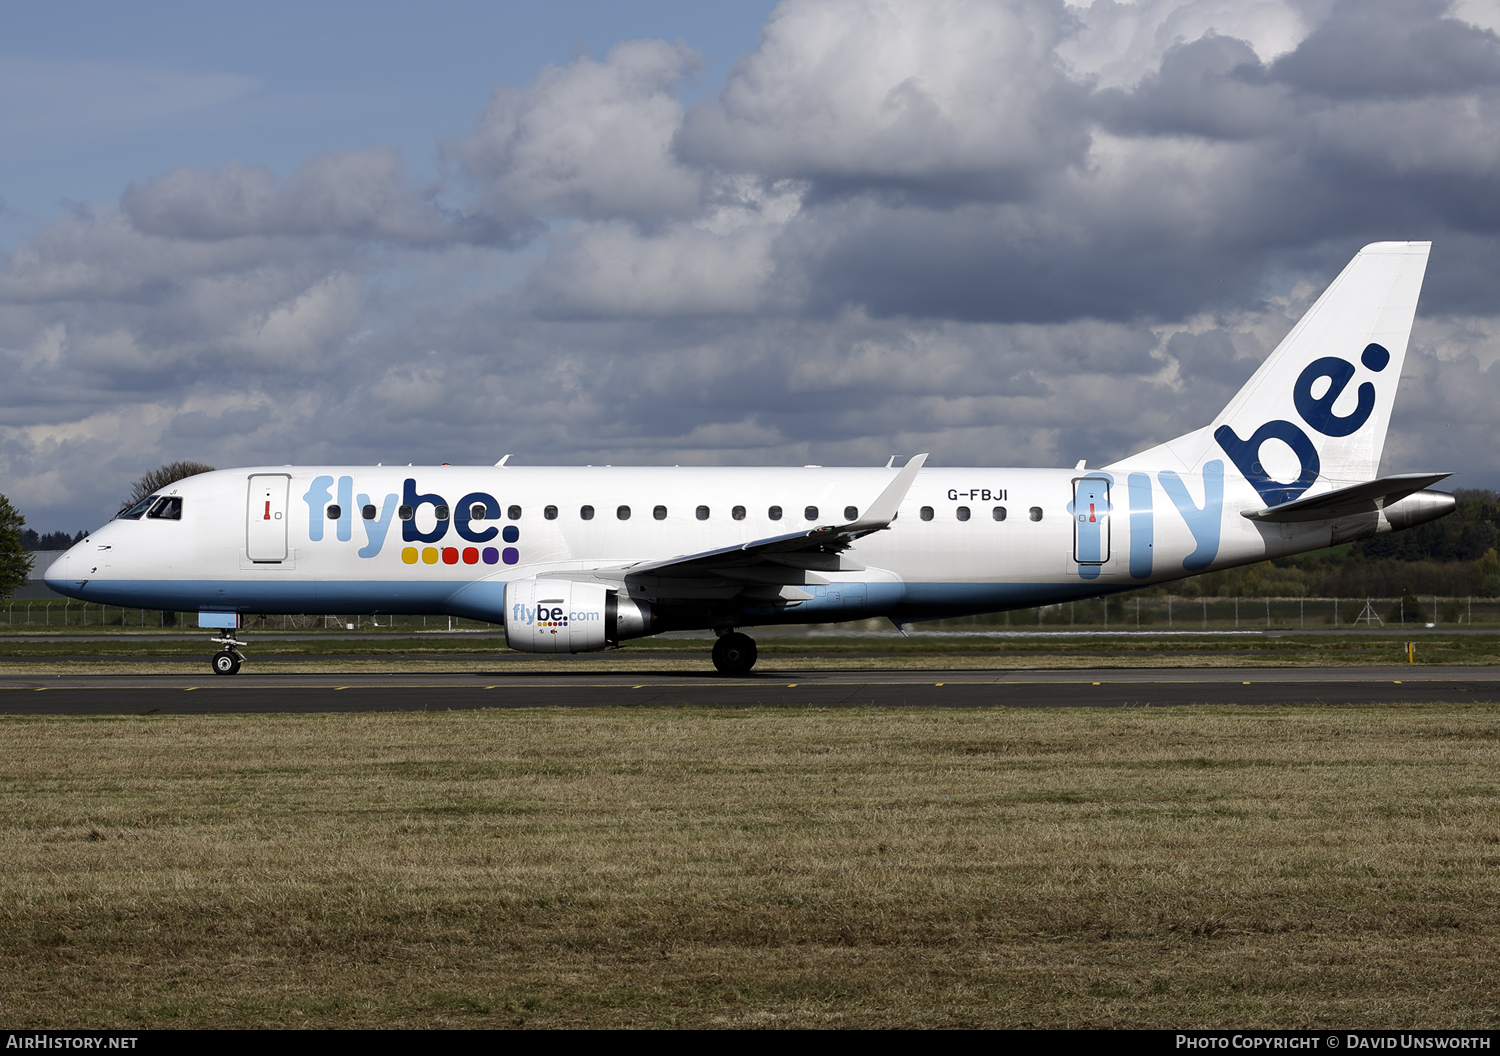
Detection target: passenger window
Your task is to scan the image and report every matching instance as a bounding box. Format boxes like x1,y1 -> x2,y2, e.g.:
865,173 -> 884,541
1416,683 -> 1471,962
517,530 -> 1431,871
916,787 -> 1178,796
1029,506 -> 1043,522
617,505 -> 631,520
507,505 -> 521,520
920,506 -> 934,521
844,506 -> 858,521
805,506 -> 819,521
544,505 -> 558,520
956,506 -> 970,521
363,505 -> 378,520
327,505 -> 341,520
653,505 -> 667,520
435,505 -> 450,520
118,496 -> 156,520
469,504 -> 486,521
580,505 -> 595,520
398,505 -> 414,520
696,506 -> 709,520
993,506 -> 1007,521
147,497 -> 183,520
732,506 -> 746,520
769,506 -> 783,521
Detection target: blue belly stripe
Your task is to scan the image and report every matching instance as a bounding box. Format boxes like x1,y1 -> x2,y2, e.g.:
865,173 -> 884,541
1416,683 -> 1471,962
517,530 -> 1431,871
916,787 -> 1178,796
48,577 -> 1140,624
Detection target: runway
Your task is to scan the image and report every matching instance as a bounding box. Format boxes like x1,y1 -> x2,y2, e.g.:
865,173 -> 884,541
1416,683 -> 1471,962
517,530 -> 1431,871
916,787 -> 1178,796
2,666 -> 1497,714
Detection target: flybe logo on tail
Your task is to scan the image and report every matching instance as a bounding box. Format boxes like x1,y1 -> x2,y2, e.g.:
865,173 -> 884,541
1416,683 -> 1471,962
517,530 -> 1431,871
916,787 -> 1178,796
1214,343 -> 1390,506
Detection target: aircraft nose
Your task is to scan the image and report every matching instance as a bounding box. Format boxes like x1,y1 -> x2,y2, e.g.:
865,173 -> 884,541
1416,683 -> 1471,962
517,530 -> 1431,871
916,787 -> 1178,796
42,549 -> 70,587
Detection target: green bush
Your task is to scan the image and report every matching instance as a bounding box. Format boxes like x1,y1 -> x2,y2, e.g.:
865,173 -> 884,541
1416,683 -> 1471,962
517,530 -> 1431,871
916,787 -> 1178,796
1387,589 -> 1427,625
0,495 -> 27,603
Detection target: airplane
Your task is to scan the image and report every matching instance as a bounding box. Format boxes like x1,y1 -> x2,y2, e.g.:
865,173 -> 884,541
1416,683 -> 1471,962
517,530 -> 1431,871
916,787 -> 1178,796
45,241 -> 1455,676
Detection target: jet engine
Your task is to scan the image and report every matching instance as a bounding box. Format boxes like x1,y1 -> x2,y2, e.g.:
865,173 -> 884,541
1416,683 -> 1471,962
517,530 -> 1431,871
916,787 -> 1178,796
1327,489 -> 1457,545
503,578 -> 652,653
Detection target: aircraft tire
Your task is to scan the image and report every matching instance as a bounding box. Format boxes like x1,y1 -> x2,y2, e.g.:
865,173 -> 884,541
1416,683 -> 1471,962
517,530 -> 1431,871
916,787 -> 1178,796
212,651 -> 241,676
712,632 -> 757,675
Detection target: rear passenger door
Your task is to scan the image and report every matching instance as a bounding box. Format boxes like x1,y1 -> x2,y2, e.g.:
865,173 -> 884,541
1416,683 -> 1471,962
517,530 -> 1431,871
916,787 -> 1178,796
1072,477 -> 1111,566
247,474 -> 290,562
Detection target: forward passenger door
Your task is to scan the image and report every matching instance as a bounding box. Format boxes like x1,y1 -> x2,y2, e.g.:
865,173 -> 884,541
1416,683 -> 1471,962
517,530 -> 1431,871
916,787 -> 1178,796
246,474 -> 290,562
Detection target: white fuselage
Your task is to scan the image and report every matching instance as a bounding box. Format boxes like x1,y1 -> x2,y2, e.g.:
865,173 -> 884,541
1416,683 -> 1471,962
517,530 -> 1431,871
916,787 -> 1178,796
45,462 -> 1360,632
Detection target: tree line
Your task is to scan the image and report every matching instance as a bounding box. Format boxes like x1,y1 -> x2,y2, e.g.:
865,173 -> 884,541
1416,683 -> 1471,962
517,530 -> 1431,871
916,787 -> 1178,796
1161,489 -> 1500,599
20,529 -> 88,551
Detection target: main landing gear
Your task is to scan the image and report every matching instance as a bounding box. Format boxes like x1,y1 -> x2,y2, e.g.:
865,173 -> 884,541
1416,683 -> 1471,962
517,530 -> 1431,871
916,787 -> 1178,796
711,630 -> 758,675
210,632 -> 247,676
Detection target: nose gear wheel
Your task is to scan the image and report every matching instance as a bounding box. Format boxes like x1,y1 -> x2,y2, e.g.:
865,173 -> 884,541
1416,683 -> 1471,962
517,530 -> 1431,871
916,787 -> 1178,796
209,632 -> 247,676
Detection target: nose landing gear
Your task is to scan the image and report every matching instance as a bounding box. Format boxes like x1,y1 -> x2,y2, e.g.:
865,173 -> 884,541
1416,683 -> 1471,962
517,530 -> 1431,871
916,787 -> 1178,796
711,630 -> 758,675
210,633 -> 246,676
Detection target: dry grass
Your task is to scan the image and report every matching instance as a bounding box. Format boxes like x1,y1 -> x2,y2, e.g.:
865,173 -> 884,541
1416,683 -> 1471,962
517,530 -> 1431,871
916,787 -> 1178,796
4,705 -> 1500,1028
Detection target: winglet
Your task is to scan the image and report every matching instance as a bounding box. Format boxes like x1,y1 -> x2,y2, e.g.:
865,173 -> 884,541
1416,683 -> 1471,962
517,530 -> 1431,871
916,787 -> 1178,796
850,453 -> 928,531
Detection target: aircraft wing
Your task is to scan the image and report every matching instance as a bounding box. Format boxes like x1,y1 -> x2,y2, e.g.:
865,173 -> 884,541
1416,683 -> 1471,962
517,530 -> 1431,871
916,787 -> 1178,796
1241,472 -> 1452,522
601,454 -> 928,585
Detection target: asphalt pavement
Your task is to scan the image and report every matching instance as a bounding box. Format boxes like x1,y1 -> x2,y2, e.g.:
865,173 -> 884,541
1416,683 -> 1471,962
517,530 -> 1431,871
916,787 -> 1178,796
3,666 -> 1496,714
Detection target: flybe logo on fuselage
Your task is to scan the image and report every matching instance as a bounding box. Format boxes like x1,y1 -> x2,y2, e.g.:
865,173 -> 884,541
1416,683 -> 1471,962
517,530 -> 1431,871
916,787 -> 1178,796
1214,343 -> 1390,506
301,476 -> 520,565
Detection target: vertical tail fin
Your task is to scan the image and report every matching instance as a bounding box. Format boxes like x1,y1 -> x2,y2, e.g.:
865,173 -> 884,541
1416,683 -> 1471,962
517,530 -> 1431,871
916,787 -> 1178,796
1118,241 -> 1431,504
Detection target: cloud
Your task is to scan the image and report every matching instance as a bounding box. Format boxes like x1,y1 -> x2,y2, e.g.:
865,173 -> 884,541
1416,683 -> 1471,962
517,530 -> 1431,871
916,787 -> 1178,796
122,148 -> 459,243
8,0 -> 1500,531
1271,0 -> 1500,100
678,0 -> 1092,200
1096,33 -> 1288,140
1056,0 -> 1311,90
449,39 -> 704,226
523,176 -> 805,316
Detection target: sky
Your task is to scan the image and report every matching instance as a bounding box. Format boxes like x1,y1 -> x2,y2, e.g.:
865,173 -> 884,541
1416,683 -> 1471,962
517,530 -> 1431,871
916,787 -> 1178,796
4,0 -> 1500,532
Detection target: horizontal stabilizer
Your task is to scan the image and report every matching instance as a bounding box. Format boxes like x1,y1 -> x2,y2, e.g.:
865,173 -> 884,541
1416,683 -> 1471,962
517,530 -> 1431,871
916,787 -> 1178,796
1240,472 -> 1451,523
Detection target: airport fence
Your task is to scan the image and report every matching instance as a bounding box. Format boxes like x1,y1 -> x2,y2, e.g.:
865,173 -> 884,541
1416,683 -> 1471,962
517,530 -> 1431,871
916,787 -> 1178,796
970,595 -> 1500,631
3,597 -> 1500,633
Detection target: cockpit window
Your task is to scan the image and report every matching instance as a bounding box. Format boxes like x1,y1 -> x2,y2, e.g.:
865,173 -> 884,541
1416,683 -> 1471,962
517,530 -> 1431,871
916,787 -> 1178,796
147,496 -> 183,520
118,496 -> 158,520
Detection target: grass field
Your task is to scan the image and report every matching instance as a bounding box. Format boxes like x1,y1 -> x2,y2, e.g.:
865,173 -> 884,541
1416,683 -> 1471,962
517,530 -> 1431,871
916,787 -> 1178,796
4,704 -> 1500,1028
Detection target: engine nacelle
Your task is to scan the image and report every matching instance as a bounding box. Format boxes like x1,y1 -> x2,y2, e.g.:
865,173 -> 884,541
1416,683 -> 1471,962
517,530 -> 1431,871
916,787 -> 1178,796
1328,489 -> 1457,545
1385,489 -> 1457,531
503,578 -> 652,653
